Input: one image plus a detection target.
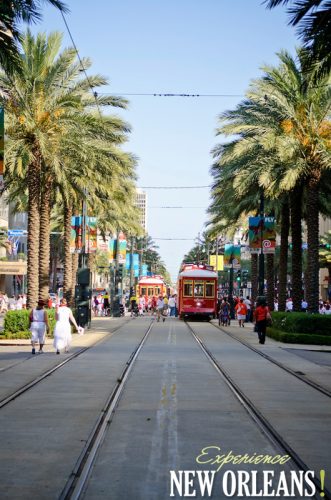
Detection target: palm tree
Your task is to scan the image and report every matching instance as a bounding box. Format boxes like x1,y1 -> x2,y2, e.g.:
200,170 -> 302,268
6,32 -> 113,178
0,0 -> 67,74
1,31 -> 135,305
265,0 -> 331,75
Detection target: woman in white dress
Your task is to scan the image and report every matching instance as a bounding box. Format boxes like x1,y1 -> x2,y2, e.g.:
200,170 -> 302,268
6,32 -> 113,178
29,300 -> 49,354
53,298 -> 79,354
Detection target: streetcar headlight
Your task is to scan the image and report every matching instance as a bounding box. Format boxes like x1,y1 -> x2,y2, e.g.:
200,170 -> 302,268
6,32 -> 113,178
197,302 -> 201,307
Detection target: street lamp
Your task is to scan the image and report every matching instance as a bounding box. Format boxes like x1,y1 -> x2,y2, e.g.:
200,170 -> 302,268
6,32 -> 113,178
258,191 -> 265,296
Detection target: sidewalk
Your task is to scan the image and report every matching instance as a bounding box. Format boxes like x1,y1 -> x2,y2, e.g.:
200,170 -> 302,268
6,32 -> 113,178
0,316 -> 128,346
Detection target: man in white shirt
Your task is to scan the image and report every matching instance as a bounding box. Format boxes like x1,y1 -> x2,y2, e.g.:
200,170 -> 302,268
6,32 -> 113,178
244,296 -> 251,322
168,295 -> 176,317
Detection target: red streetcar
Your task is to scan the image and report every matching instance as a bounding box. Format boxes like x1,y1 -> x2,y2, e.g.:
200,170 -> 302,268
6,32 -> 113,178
178,264 -> 217,320
137,275 -> 165,298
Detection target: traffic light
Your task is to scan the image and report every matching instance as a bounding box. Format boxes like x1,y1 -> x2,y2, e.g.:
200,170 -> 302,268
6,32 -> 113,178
242,269 -> 248,287
118,264 -> 124,279
236,270 -> 241,282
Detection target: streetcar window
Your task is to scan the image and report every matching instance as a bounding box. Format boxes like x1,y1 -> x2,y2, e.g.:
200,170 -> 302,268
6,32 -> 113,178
148,288 -> 154,296
205,282 -> 215,297
194,282 -> 204,297
156,287 -> 161,296
141,287 -> 147,296
183,282 -> 193,297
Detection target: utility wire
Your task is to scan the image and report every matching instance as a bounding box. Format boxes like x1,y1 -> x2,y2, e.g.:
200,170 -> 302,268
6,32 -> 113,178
60,12 -> 102,117
139,185 -> 210,189
96,92 -> 244,98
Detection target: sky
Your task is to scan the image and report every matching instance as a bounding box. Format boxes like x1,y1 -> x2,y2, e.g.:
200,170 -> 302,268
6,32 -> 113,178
31,0 -> 297,281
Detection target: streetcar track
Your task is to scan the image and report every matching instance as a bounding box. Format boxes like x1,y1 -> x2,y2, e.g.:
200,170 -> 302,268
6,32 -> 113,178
0,318 -> 131,409
185,321 -> 330,500
60,320 -> 154,500
210,321 -> 331,398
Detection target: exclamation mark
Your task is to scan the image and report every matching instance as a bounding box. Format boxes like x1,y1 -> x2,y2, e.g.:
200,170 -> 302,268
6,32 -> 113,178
320,470 -> 325,497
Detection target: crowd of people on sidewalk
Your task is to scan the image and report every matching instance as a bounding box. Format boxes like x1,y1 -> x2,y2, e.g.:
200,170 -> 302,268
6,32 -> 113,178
0,292 -> 27,313
129,293 -> 178,321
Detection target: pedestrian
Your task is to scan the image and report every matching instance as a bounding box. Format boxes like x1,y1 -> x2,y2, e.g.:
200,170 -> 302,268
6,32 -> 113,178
244,296 -> 252,322
219,298 -> 230,326
301,298 -> 308,312
151,295 -> 157,315
29,299 -> 49,354
53,298 -> 80,354
168,294 -> 176,317
253,296 -> 271,345
235,298 -> 247,327
156,295 -> 165,322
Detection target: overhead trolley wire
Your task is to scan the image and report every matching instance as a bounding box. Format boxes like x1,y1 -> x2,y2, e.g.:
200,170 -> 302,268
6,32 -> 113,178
138,185 -> 211,189
60,12 -> 102,117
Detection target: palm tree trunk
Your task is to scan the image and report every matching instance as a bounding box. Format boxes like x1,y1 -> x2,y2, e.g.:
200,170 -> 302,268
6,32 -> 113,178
251,253 -> 258,303
306,173 -> 320,313
278,201 -> 289,311
290,185 -> 303,312
63,202 -> 72,302
38,179 -> 52,302
27,157 -> 41,308
266,253 -> 275,310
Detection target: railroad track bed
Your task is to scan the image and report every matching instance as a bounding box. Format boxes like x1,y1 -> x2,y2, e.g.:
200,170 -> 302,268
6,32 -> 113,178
0,318 -> 130,403
0,319 -> 152,499
65,320 -> 323,500
211,320 -> 331,395
186,321 -> 331,496
1,318 -> 329,499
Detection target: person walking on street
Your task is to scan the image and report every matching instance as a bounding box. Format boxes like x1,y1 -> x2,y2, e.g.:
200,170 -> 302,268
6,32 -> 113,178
29,300 -> 49,354
168,295 -> 176,317
156,295 -> 165,322
253,296 -> 271,345
235,298 -> 247,328
53,298 -> 80,354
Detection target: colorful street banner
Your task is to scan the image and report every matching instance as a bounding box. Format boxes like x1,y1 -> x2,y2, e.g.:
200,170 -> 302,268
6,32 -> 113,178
125,253 -> 139,271
97,233 -> 109,252
86,217 -> 97,253
118,231 -> 127,264
108,239 -> 116,263
209,255 -> 224,271
224,244 -> 241,269
0,107 -> 4,190
249,216 -> 276,254
141,264 -> 148,276
70,216 -> 82,254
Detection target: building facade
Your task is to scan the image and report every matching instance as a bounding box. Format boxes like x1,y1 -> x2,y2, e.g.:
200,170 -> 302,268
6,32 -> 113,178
135,188 -> 147,231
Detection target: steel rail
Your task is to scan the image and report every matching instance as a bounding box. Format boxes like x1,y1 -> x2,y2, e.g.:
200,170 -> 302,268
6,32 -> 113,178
0,319 -> 131,410
186,321 -> 330,500
60,320 -> 154,500
210,322 -> 331,398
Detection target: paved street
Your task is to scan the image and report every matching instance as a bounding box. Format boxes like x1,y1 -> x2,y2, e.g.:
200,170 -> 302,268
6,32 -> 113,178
0,317 -> 330,499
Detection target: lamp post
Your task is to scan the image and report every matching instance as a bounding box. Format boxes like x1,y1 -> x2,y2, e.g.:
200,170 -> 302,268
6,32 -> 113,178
258,192 -> 265,296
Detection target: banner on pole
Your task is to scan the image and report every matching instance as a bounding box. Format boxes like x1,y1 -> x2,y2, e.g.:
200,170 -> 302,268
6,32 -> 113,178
86,217 -> 97,253
224,244 -> 241,269
249,217 -> 276,254
70,216 -> 82,254
108,239 -> 116,263
209,255 -> 224,271
97,233 -> 109,252
118,231 -> 127,264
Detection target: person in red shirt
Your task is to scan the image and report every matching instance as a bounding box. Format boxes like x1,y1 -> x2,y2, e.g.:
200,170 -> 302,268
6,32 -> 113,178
253,296 -> 271,344
235,298 -> 248,327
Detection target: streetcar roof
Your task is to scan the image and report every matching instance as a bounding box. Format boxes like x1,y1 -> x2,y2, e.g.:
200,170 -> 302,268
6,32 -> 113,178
179,269 -> 217,278
139,277 -> 164,284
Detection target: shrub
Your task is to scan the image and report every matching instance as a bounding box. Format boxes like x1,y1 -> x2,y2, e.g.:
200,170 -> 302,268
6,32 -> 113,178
271,312 -> 331,336
3,308 -> 56,338
267,327 -> 331,345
